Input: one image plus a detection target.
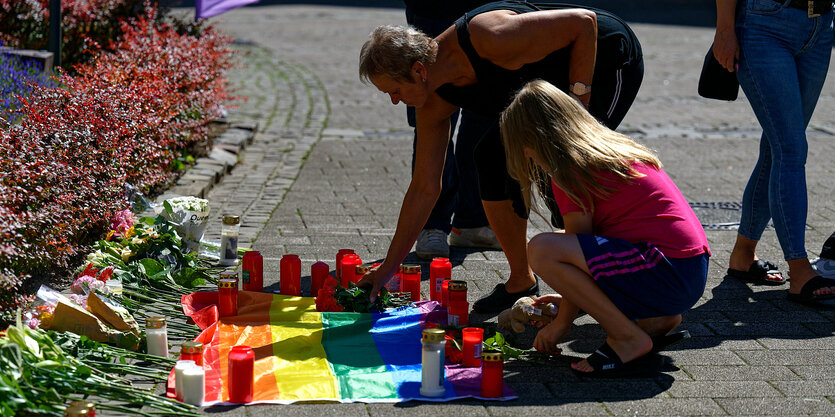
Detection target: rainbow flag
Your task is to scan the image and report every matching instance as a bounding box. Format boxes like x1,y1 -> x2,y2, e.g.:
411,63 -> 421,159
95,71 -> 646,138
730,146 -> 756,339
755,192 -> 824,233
174,291 -> 517,405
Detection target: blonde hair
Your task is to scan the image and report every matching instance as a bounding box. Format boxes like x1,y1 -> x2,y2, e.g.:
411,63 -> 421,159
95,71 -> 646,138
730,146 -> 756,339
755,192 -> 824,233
359,25 -> 438,84
500,80 -> 661,213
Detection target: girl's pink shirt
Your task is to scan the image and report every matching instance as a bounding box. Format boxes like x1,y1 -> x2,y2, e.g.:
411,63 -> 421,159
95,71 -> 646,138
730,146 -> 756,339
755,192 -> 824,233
551,163 -> 711,258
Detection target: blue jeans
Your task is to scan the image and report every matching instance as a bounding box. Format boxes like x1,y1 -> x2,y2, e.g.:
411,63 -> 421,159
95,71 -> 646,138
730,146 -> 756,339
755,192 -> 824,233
735,0 -> 833,260
406,8 -> 490,233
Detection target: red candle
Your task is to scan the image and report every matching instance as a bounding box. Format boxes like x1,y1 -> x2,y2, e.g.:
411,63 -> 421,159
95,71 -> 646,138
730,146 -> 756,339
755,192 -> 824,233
480,350 -> 503,398
280,254 -> 301,296
429,257 -> 451,302
241,251 -> 263,292
311,261 -> 329,297
441,280 -> 451,309
335,249 -> 354,281
401,264 -> 421,301
448,280 -> 467,304
340,254 -> 362,287
228,345 -> 254,403
180,341 -> 204,367
218,278 -> 238,317
461,327 -> 483,368
447,300 -> 469,326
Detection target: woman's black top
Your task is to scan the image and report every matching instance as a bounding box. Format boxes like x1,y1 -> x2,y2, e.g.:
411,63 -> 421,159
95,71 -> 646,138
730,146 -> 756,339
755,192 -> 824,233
435,0 -> 642,118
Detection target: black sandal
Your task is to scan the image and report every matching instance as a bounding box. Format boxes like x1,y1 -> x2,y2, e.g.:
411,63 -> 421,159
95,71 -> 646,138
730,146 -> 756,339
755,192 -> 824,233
787,276 -> 835,308
726,260 -> 785,285
572,343 -> 662,378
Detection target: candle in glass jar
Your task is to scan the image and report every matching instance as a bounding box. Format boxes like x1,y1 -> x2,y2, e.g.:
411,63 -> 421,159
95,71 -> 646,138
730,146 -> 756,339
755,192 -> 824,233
145,316 -> 168,357
429,258 -> 451,302
241,251 -> 263,292
174,359 -> 196,401
461,327 -> 484,368
420,328 -> 446,397
448,280 -> 467,304
219,215 -> 240,266
335,249 -> 355,281
401,264 -> 421,301
181,365 -> 205,406
280,254 -> 301,296
228,345 -> 255,403
447,300 -> 469,326
219,270 -> 238,289
180,341 -> 203,366
311,261 -> 329,296
480,350 -> 504,398
218,278 -> 238,317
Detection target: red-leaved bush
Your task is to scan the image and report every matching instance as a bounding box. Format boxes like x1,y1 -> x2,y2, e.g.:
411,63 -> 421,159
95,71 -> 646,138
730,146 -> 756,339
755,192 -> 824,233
0,0 -> 154,69
0,6 -> 233,318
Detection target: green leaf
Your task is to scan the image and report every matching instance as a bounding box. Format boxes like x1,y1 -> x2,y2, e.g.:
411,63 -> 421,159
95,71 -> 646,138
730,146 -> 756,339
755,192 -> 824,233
75,365 -> 93,379
137,258 -> 164,276
0,344 -> 23,379
494,332 -> 505,346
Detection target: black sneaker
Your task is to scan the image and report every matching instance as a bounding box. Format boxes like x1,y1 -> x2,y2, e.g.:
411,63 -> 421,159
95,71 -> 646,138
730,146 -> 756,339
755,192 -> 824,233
472,281 -> 540,314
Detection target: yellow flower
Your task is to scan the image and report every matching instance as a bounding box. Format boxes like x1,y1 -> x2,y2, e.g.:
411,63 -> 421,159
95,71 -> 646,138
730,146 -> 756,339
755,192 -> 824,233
106,230 -> 115,241
131,237 -> 146,246
125,226 -> 135,239
121,249 -> 133,263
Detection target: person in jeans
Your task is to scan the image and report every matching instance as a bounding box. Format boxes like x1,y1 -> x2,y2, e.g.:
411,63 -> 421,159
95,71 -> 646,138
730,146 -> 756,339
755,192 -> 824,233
404,0 -> 502,259
357,1 -> 644,313
713,0 -> 835,305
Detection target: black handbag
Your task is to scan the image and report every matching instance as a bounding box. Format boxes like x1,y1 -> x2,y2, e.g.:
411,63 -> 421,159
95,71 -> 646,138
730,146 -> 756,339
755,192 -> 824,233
698,44 -> 739,101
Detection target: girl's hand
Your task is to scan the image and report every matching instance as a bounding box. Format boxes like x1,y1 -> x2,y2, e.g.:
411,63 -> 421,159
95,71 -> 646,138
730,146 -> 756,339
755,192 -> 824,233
532,294 -> 562,307
713,28 -> 739,72
529,294 -> 563,327
533,320 -> 569,355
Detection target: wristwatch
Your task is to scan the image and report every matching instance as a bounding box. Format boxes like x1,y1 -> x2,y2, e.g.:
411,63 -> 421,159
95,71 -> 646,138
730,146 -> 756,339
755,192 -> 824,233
569,82 -> 592,96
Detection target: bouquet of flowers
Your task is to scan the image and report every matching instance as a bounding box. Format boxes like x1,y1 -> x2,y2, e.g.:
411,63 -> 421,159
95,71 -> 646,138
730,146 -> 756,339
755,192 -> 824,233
158,196 -> 210,251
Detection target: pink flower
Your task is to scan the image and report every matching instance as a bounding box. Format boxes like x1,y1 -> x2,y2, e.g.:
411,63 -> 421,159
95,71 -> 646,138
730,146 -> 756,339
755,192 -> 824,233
110,209 -> 137,238
68,294 -> 88,309
27,318 -> 41,329
71,275 -> 97,294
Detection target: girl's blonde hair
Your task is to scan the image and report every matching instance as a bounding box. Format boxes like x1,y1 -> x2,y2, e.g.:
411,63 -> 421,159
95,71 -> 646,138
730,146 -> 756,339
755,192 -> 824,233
500,79 -> 661,213
359,25 -> 438,84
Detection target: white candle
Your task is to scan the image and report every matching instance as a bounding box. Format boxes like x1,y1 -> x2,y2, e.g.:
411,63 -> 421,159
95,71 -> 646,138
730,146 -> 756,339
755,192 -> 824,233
174,360 -> 196,401
181,366 -> 205,406
420,343 -> 446,397
146,327 -> 168,357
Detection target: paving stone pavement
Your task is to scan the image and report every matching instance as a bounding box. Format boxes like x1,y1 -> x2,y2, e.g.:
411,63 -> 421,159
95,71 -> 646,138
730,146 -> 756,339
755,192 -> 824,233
170,3 -> 835,416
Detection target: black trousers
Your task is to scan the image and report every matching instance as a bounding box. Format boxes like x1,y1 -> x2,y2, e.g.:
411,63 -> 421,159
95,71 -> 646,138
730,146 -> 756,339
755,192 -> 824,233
472,59 -> 644,226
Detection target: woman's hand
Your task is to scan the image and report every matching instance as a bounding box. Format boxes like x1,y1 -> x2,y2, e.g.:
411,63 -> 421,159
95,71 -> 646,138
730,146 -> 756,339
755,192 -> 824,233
356,267 -> 392,303
713,28 -> 739,72
533,320 -> 570,355
713,0 -> 739,72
